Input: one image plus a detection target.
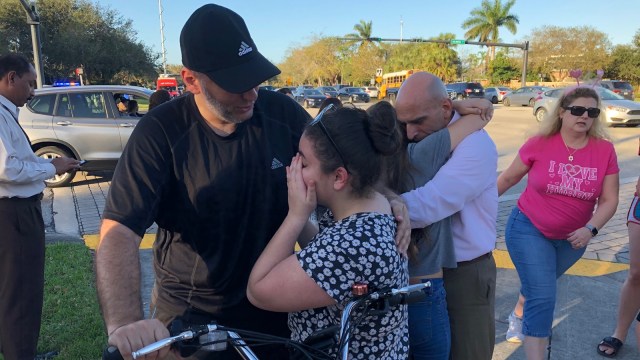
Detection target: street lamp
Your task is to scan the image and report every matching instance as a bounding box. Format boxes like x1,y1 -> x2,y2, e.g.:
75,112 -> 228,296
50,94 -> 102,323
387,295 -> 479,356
18,0 -> 44,88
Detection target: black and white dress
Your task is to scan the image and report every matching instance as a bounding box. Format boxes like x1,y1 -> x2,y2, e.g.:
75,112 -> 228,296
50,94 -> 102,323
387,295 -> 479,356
289,212 -> 410,359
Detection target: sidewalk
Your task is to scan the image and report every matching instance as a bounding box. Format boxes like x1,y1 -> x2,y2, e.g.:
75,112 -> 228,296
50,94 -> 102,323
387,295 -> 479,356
43,172 -> 639,359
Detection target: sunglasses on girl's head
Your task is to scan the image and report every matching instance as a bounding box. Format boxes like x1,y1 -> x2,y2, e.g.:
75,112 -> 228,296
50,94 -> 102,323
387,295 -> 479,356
309,104 -> 350,173
563,106 -> 601,118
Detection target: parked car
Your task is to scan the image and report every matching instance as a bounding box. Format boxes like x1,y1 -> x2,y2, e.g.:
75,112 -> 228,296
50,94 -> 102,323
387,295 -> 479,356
18,85 -> 153,187
294,89 -> 327,108
532,87 -> 640,127
599,80 -> 635,100
334,84 -> 350,91
316,86 -> 338,98
362,86 -> 379,98
445,82 -> 484,100
503,86 -> 549,107
484,86 -> 511,104
337,87 -> 370,103
258,85 -> 275,91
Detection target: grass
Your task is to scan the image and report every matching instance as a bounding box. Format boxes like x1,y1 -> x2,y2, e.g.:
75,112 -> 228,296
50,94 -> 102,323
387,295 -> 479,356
0,243 -> 107,359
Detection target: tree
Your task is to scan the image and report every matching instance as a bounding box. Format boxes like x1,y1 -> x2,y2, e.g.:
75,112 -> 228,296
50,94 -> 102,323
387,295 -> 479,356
528,26 -> 611,81
345,20 -> 378,50
607,45 -> 640,84
0,0 -> 157,84
461,0 -> 519,61
488,52 -> 519,84
384,34 -> 459,83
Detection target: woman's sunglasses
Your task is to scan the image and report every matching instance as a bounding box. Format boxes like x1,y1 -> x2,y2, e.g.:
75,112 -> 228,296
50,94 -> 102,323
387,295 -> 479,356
309,104 -> 350,173
563,106 -> 601,118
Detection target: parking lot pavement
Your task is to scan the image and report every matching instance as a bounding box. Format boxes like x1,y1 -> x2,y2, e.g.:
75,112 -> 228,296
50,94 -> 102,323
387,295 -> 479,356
43,171 -> 640,359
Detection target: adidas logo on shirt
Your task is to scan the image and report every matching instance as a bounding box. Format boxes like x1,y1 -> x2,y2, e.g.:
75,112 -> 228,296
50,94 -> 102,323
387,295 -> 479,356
271,158 -> 284,170
238,41 -> 253,56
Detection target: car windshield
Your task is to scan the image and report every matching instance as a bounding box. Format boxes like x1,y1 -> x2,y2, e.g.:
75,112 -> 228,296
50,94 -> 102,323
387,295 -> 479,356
322,87 -> 337,91
346,88 -> 360,93
597,87 -> 625,100
304,89 -> 322,95
612,82 -> 633,90
468,83 -> 483,90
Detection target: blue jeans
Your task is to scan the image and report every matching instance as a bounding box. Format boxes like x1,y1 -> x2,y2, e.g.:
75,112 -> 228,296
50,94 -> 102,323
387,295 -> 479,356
408,278 -> 450,360
505,207 -> 586,338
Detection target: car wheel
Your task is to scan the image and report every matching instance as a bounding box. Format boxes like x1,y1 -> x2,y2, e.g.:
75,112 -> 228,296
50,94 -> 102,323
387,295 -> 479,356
503,98 -> 511,107
351,96 -> 357,103
528,98 -> 535,107
535,108 -> 547,122
35,146 -> 76,188
303,100 -> 309,109
456,94 -> 464,100
491,96 -> 498,104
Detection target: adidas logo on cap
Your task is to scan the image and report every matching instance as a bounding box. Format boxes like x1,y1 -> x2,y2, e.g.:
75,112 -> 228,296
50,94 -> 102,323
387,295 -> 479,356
238,41 -> 253,56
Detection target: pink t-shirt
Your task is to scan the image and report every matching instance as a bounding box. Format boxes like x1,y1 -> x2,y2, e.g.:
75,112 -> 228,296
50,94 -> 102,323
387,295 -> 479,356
517,133 -> 619,239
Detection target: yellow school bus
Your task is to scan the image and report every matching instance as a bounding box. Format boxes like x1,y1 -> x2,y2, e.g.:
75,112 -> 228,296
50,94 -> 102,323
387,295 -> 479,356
379,69 -> 420,103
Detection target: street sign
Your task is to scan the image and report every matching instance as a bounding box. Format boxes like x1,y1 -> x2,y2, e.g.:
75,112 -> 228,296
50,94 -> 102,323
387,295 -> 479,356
375,68 -> 383,77
450,39 -> 466,45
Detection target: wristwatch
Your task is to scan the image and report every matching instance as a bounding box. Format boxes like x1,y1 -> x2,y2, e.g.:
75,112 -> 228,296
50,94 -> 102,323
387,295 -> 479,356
585,224 -> 598,237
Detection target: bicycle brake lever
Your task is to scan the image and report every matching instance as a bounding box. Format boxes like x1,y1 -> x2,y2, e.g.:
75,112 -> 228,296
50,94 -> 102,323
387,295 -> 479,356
132,331 -> 197,359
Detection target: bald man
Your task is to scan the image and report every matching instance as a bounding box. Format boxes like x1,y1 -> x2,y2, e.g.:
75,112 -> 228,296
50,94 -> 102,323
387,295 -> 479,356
397,72 -> 498,360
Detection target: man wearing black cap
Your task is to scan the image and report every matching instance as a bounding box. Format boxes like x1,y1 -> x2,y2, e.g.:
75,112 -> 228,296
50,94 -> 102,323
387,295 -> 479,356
95,4 -> 311,359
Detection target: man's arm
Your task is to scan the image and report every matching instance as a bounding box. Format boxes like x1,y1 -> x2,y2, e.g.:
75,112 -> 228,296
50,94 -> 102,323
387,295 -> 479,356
402,132 -> 497,228
96,219 -> 170,359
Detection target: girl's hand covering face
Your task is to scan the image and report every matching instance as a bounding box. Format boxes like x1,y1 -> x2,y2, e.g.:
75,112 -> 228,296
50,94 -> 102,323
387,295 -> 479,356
286,154 -> 317,218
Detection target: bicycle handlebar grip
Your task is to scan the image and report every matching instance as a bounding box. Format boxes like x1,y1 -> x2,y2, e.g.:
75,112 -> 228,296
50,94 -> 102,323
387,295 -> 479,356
102,346 -> 124,360
403,289 -> 427,304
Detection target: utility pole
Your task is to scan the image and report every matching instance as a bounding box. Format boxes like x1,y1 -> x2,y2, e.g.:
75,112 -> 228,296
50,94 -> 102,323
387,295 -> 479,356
400,17 -> 403,43
158,0 -> 167,75
18,0 -> 44,88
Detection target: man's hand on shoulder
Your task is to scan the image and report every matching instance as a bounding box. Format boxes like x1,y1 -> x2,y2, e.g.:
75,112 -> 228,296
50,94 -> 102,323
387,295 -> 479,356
389,195 -> 410,258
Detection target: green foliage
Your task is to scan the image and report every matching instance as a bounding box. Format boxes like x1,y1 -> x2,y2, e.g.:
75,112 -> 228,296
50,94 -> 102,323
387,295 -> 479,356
489,52 -> 519,83
0,243 -> 106,360
606,30 -> 640,84
385,34 -> 459,82
0,0 -> 157,84
529,25 -> 611,81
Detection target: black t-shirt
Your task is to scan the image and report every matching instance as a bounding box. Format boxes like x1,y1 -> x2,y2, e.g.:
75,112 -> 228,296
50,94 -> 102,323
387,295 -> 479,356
103,90 -> 310,335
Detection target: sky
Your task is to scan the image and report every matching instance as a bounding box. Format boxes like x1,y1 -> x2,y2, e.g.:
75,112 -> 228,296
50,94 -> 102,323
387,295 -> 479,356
91,0 -> 640,67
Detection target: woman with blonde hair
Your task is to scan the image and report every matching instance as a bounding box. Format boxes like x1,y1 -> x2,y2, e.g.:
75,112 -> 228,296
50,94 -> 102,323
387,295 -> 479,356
498,86 -> 619,359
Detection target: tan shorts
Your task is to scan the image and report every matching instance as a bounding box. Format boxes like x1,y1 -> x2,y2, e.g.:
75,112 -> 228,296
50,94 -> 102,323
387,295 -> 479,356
628,195 -> 640,225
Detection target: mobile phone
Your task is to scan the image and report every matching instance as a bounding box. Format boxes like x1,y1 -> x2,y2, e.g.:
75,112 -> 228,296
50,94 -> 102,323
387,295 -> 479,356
79,160 -> 89,166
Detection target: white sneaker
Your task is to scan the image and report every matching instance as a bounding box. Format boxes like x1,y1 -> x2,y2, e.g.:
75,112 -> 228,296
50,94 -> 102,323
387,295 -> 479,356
506,311 -> 524,343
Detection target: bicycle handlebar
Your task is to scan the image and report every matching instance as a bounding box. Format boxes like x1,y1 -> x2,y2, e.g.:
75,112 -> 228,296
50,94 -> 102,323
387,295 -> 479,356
102,283 -> 429,360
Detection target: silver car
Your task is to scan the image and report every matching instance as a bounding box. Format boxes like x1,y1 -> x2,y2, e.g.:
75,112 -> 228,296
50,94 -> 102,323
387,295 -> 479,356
532,87 -> 640,127
18,85 -> 153,187
484,86 -> 511,104
503,86 -> 549,107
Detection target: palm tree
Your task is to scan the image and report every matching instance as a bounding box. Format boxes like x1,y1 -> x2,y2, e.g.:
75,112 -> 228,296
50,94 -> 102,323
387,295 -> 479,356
345,20 -> 377,49
461,0 -> 519,61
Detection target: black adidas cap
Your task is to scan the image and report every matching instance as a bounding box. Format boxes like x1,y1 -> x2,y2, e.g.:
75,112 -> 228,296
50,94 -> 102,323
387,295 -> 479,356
180,4 -> 280,94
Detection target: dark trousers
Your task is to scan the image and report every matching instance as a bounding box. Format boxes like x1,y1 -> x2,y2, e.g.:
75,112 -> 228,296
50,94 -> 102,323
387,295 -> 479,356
443,252 -> 496,360
0,196 -> 45,360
